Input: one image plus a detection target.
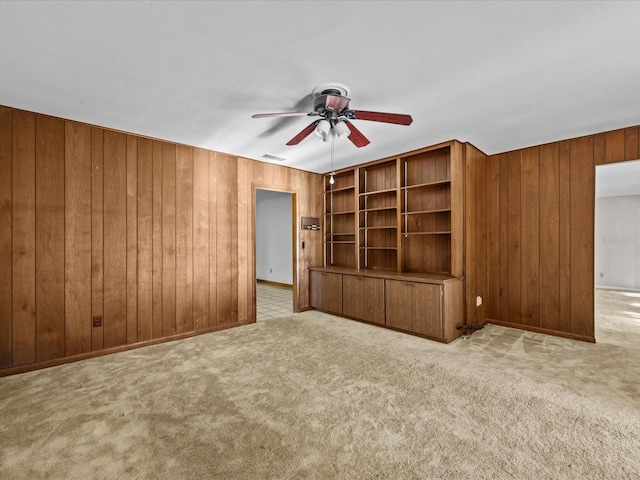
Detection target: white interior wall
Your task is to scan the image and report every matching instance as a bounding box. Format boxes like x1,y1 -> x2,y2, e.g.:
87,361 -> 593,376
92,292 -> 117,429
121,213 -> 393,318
595,194 -> 640,291
256,190 -> 293,285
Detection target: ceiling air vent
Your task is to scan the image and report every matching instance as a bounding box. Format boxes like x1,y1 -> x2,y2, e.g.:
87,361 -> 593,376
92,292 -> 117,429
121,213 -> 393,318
262,153 -> 287,162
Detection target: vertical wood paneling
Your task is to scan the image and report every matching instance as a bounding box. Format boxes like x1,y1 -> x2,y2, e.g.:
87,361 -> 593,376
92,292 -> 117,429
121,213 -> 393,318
64,121 -> 92,355
237,157 -> 249,324
230,158 -> 239,324
464,144 -> 487,325
273,164 -> 285,186
91,128 -> 104,351
485,155 -> 500,321
216,153 -> 235,324
506,150 -> 521,324
126,135 -> 138,344
151,141 -> 163,338
299,172 -> 311,311
498,154 -> 509,322
465,146 -> 477,324
209,151 -> 218,326
569,136 -> 594,338
12,111 -> 36,366
624,127 -> 639,161
137,138 -> 153,341
558,140 -> 572,333
175,145 -> 193,334
449,144 -> 464,277
103,130 -> 127,348
248,161 -> 259,318
262,163 -> 275,185
193,148 -> 210,330
35,115 -> 65,362
12,111 -> 37,366
520,147 -> 540,327
0,105 -> 327,373
162,143 -> 176,336
539,143 -> 560,331
603,130 -> 625,165
0,108 -> 12,367
476,151 -> 487,325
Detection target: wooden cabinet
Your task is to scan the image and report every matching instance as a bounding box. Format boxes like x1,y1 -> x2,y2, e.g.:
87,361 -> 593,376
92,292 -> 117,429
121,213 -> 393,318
310,270 -> 342,315
310,267 -> 463,343
386,280 -> 442,338
343,275 -> 385,325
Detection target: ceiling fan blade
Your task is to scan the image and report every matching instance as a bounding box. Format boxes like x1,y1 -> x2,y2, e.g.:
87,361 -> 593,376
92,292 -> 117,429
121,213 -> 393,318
252,112 -> 313,119
349,110 -> 413,126
286,120 -> 319,146
345,121 -> 370,148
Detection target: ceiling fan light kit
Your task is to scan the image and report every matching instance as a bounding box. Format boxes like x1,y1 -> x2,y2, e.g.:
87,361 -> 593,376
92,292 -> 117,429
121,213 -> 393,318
252,83 -> 413,149
333,120 -> 350,139
314,119 -> 331,141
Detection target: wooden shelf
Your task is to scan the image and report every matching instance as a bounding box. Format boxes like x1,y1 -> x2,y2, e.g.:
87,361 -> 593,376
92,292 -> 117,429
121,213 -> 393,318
360,246 -> 398,251
403,208 -> 451,215
324,210 -> 355,216
361,206 -> 397,213
403,179 -> 450,190
325,185 -> 355,194
359,187 -> 397,197
327,241 -> 356,244
359,226 -> 397,230
325,233 -> 355,236
403,231 -> 451,236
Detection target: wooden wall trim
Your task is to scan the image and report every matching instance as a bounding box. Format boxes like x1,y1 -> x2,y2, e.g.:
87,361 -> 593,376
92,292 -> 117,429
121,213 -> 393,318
487,319 -> 595,343
0,322 -> 241,378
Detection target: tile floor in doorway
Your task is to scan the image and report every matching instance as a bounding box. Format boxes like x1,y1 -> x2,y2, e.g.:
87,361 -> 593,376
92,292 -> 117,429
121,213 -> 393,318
256,282 -> 293,321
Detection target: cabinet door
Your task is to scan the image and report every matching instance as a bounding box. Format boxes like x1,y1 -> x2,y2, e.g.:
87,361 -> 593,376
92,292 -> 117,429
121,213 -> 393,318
385,280 -> 412,331
412,283 -> 442,337
343,275 -> 385,325
310,271 -> 342,315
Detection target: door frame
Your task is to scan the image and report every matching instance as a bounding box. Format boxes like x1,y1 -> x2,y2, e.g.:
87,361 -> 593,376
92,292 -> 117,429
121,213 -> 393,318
252,183 -> 300,321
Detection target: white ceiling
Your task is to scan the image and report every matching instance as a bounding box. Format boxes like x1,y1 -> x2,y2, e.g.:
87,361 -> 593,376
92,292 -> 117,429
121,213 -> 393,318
2,1 -> 640,174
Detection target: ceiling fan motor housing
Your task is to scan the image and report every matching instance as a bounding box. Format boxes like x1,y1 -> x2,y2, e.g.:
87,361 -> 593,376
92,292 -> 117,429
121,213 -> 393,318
314,93 -> 351,119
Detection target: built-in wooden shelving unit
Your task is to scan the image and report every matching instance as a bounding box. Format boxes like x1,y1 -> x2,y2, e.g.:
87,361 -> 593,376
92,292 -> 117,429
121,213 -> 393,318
314,140 -> 468,343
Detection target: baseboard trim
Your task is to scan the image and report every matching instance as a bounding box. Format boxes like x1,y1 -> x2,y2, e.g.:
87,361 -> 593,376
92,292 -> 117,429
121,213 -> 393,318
257,279 -> 293,289
487,319 -> 595,343
0,322 -> 242,378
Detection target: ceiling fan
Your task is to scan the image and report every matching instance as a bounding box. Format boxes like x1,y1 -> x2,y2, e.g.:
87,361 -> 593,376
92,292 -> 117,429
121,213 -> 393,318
251,83 -> 413,148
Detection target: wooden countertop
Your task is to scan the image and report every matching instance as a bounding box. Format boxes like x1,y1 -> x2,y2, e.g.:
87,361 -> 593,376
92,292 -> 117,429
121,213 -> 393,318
309,266 -> 462,285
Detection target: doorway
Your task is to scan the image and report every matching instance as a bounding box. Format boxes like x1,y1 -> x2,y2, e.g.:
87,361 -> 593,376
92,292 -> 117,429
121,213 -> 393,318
594,159 -> 640,342
255,188 -> 295,321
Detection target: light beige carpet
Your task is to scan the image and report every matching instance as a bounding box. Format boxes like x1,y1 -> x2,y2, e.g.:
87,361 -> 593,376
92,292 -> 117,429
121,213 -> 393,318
1,289 -> 639,479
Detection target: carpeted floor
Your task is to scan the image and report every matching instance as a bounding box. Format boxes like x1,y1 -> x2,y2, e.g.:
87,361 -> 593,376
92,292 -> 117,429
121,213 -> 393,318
1,289 -> 639,479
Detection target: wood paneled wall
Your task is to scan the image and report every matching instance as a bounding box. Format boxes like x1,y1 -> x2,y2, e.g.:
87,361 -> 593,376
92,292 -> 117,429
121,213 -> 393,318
485,125 -> 640,341
0,106 -> 323,374
464,143 -> 487,326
